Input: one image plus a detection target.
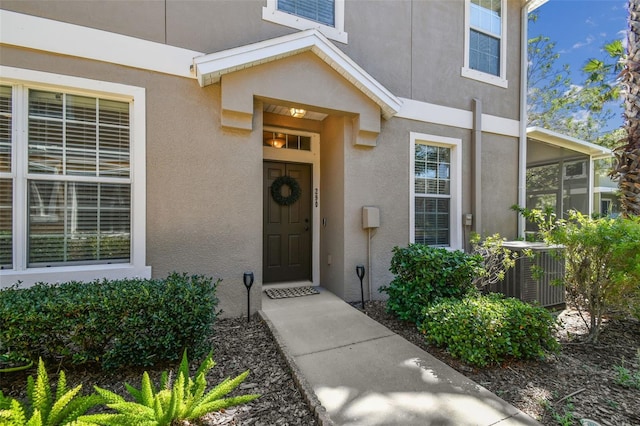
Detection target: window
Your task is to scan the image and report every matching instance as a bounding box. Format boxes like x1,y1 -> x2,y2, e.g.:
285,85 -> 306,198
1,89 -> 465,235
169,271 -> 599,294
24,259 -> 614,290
278,0 -> 335,26
410,133 -> 462,249
462,0 -> 508,88
26,90 -> 131,267
263,131 -> 312,151
0,86 -> 12,269
0,66 -> 149,285
262,0 -> 347,44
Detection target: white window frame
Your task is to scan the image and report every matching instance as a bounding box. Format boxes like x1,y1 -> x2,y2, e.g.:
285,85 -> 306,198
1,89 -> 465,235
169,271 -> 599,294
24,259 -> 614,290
262,0 -> 348,44
409,132 -> 462,250
0,66 -> 150,287
461,0 -> 508,88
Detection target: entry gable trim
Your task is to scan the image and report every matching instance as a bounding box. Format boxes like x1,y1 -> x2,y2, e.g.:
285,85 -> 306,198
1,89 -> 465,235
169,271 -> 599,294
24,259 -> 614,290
193,29 -> 402,119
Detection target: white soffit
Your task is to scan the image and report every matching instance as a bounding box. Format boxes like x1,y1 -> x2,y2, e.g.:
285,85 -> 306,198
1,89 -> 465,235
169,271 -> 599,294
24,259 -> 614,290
193,29 -> 402,119
527,126 -> 612,157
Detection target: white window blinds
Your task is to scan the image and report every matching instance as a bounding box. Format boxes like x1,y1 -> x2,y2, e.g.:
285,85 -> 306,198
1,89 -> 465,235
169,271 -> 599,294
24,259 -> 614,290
0,85 -> 11,269
26,89 -> 131,266
278,0 -> 335,26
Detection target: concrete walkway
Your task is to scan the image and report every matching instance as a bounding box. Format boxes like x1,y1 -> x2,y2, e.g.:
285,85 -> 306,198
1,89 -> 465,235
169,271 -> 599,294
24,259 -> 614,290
260,287 -> 541,426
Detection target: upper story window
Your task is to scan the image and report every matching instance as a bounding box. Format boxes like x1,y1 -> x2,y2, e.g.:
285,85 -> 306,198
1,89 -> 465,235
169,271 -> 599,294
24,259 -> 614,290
279,0 -> 335,26
462,0 -> 508,88
262,0 -> 348,44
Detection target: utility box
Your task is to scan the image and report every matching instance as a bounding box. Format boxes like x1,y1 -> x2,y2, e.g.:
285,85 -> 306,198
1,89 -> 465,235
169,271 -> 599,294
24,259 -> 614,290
362,206 -> 380,229
488,242 -> 565,308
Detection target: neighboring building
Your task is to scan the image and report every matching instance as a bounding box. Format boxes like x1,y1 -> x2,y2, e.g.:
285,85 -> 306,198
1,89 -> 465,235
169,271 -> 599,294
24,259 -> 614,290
526,127 -> 618,226
0,0 -> 546,316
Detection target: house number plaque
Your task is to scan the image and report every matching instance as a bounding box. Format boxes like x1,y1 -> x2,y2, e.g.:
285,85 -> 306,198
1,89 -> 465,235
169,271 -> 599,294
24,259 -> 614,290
315,188 -> 318,207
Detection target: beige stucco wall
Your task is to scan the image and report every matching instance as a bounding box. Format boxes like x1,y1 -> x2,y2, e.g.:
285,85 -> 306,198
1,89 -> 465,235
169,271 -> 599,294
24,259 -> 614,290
0,3 -> 523,312
0,45 -> 264,317
481,133 -> 519,239
320,115 -> 347,298
2,0 -> 523,119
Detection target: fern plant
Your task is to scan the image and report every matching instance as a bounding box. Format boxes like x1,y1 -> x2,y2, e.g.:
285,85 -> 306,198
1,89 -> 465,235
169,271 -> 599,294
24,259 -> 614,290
0,358 -> 102,426
79,350 -> 259,425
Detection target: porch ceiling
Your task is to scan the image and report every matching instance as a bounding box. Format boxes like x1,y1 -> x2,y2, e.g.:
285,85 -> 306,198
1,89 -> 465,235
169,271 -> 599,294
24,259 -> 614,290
192,29 -> 402,120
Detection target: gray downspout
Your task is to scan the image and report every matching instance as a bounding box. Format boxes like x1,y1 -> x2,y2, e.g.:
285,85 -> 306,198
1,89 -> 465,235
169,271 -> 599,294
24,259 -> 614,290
472,98 -> 482,237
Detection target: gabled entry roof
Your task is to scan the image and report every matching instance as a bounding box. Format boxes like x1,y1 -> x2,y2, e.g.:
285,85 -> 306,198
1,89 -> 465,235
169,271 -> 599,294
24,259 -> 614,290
193,29 -> 402,120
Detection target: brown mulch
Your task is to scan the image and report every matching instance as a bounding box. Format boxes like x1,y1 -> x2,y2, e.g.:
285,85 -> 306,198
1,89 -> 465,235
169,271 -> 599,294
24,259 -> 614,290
363,301 -> 640,426
2,304 -> 639,425
1,316 -> 318,426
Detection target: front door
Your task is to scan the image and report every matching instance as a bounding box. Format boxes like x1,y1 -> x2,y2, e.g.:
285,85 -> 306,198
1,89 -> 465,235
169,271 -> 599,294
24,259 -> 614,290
263,162 -> 312,283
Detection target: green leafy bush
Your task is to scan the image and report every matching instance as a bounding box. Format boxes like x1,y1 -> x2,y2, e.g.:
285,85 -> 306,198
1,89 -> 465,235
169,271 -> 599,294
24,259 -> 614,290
380,244 -> 482,323
0,273 -> 219,370
0,358 -> 103,425
419,294 -> 560,367
516,206 -> 640,341
80,350 -> 259,426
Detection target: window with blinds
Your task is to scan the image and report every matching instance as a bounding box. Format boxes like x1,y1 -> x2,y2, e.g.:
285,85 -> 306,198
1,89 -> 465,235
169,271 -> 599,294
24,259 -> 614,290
0,86 -> 132,268
0,86 -> 12,269
469,0 -> 502,76
414,144 -> 451,246
278,0 -> 335,26
26,89 -> 131,266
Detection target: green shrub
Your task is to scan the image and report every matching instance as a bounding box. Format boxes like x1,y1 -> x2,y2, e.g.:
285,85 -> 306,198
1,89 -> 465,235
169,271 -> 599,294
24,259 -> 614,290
81,350 -> 259,426
0,358 -> 103,425
419,294 -> 560,367
516,207 -> 640,341
0,273 -> 219,370
380,244 -> 482,323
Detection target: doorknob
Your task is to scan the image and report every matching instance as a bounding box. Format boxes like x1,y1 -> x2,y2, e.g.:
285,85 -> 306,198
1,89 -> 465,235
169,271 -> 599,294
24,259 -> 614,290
304,218 -> 309,231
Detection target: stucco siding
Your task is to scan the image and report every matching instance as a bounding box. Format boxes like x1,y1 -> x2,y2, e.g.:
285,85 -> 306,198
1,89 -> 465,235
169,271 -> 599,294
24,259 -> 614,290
0,0 -> 526,314
1,0 -> 523,119
481,133 -> 519,239
320,116 -> 346,298
0,45 -> 264,317
342,118 -> 409,302
1,0 -> 166,43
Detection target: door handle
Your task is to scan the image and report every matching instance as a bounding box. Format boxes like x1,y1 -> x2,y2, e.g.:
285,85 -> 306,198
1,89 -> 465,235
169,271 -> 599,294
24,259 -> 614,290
304,218 -> 309,231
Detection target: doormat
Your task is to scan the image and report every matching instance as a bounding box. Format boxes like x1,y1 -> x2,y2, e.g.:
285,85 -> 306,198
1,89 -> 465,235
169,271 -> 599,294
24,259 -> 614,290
265,286 -> 319,299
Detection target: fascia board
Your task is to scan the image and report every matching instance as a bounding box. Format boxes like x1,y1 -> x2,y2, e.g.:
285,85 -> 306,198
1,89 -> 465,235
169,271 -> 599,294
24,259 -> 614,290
194,29 -> 402,118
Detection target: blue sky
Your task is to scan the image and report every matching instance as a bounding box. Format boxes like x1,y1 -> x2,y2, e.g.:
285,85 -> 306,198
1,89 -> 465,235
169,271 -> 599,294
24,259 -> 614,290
530,0 -> 628,131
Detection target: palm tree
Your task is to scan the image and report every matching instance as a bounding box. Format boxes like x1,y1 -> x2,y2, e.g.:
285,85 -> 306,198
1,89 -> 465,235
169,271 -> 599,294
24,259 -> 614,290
613,0 -> 640,216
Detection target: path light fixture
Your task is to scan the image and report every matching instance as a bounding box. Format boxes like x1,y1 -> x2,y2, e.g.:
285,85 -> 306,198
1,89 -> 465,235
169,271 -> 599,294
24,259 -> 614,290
243,272 -> 254,322
356,265 -> 366,310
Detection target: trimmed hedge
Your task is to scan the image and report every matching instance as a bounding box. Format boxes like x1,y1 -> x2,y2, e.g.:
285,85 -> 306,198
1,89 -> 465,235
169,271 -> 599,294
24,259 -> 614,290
380,244 -> 482,323
419,294 -> 560,367
0,273 -> 219,370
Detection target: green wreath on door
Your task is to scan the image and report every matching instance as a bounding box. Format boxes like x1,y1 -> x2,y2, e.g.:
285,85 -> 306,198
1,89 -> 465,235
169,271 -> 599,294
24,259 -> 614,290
270,175 -> 302,206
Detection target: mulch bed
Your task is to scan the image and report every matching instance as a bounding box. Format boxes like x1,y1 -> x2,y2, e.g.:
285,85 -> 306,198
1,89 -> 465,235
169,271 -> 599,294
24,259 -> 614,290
363,301 -> 640,426
1,315 -> 318,426
2,304 -> 639,425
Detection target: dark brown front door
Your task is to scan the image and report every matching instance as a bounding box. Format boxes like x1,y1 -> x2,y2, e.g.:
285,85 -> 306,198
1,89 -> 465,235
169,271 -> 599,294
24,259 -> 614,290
263,162 -> 312,283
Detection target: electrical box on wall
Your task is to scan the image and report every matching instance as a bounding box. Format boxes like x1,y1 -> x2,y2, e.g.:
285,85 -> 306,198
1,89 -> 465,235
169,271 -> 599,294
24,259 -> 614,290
362,206 -> 380,229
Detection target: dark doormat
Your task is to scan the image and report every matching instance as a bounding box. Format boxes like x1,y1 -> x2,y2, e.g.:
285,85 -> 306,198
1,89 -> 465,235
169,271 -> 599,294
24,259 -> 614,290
264,286 -> 319,299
